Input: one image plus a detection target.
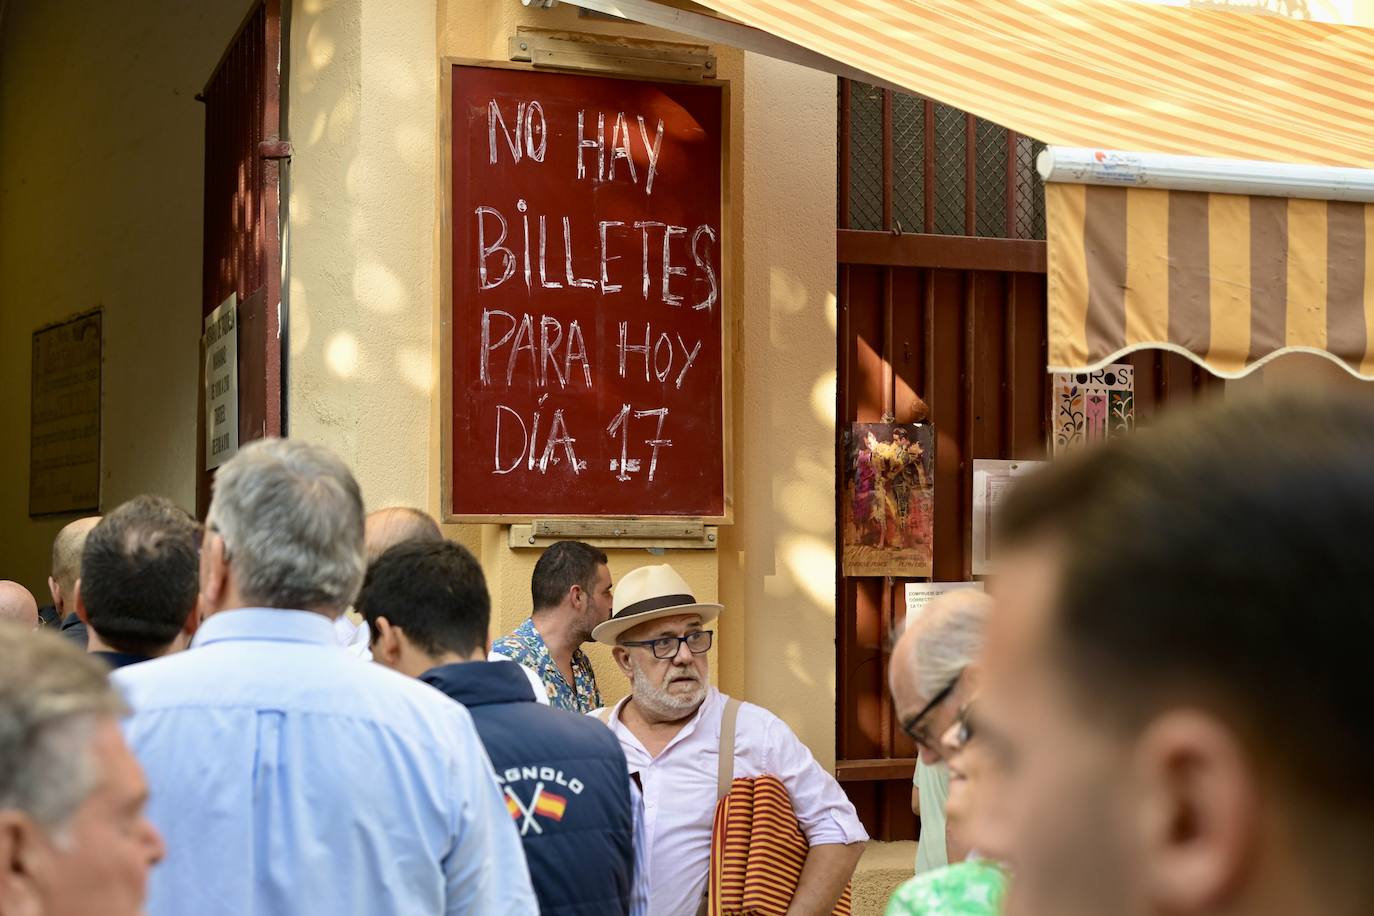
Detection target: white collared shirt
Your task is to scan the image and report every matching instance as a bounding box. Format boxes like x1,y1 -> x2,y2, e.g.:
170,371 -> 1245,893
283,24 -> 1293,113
593,687 -> 868,916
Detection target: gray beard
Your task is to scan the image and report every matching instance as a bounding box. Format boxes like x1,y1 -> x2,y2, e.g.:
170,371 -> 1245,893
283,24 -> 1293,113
631,663 -> 707,720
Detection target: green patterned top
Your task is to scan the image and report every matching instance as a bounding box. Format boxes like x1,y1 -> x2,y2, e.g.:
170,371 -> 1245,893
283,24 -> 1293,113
884,860 -> 1008,916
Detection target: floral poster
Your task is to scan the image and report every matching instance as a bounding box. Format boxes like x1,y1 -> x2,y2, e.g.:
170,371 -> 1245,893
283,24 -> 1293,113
842,422 -> 935,577
1052,364 -> 1134,454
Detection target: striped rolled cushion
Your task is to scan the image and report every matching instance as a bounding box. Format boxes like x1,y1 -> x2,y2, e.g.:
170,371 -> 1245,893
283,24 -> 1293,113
708,775 -> 853,916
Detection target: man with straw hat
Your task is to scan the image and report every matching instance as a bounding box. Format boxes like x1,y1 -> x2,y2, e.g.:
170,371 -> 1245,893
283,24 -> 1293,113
591,564 -> 867,916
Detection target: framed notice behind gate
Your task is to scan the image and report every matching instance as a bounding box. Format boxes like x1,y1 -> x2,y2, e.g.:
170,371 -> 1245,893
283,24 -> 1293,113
442,61 -> 729,522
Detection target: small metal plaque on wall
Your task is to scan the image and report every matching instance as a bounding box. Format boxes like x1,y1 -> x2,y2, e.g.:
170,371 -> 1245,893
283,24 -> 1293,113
30,310 -> 102,516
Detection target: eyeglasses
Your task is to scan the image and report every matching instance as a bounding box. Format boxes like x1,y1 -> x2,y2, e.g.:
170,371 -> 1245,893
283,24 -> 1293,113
952,702 -> 977,749
619,630 -> 713,659
899,672 -> 961,747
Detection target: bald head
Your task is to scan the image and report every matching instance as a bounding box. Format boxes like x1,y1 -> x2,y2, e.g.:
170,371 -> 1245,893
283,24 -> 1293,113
891,589 -> 992,707
49,516 -> 100,611
891,589 -> 992,762
0,581 -> 39,628
364,507 -> 442,564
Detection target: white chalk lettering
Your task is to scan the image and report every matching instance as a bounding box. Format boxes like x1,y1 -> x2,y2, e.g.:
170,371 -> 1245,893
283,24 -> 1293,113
691,225 -> 719,310
619,322 -> 651,381
608,112 -> 638,184
607,405 -> 672,482
538,216 -> 562,289
506,313 -> 537,386
661,225 -> 687,306
524,101 -> 547,162
539,316 -> 566,388
493,405 -> 526,474
634,221 -> 666,300
599,220 -> 624,294
562,217 -> 597,289
538,409 -> 582,474
636,407 -> 671,481
637,116 -> 665,195
488,99 -> 524,165
480,309 -> 516,386
653,333 -> 672,383
519,200 -> 531,291
565,320 -> 593,387
475,206 -> 515,290
576,110 -> 605,181
607,404 -> 634,482
674,335 -> 702,389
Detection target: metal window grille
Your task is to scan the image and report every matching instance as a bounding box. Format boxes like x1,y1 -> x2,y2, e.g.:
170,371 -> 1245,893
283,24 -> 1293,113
839,80 -> 1046,240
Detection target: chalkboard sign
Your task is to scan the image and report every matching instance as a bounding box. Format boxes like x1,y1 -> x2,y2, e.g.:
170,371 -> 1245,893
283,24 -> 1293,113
443,63 -> 727,521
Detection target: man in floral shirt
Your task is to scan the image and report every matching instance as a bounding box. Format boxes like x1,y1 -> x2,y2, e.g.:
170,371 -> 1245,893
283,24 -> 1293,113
490,541 -> 611,712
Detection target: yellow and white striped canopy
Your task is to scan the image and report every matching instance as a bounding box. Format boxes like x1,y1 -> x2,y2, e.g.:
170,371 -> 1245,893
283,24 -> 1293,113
694,0 -> 1374,169
691,0 -> 1374,376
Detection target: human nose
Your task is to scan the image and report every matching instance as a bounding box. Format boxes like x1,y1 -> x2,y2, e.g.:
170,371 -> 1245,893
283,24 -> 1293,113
142,818 -> 166,866
672,637 -> 695,664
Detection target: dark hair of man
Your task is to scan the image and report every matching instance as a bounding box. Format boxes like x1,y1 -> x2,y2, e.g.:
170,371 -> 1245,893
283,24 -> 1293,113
80,496 -> 200,656
357,540 -> 490,659
998,392 -> 1374,841
531,540 -> 609,613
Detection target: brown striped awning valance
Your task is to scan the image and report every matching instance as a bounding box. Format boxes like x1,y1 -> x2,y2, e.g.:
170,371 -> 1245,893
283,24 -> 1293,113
1047,183 -> 1374,378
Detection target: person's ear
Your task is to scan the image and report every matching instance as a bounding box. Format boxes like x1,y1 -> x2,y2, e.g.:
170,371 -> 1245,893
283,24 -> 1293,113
182,594 -> 204,640
47,576 -> 61,612
568,584 -> 584,611
612,645 -> 633,677
0,809 -> 52,916
371,617 -> 403,669
200,531 -> 229,609
1135,710 -> 1256,912
73,579 -> 90,627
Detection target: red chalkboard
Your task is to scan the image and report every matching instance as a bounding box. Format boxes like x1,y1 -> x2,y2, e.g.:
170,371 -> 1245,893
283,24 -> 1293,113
444,63 -> 727,521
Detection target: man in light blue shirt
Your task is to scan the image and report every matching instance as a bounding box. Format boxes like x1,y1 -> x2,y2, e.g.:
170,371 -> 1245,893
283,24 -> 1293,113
113,438 -> 536,916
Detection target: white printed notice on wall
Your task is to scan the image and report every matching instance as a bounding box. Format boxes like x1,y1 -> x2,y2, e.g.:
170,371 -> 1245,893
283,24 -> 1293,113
204,292 -> 238,471
30,310 -> 102,516
904,582 -> 985,618
972,459 -> 1048,576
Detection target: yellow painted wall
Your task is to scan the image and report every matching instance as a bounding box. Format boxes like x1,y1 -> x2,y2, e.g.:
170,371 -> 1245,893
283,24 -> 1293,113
0,0 -> 254,597
287,0 -> 839,755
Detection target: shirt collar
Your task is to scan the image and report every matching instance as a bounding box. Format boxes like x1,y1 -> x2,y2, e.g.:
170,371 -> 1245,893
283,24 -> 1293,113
191,608 -> 339,649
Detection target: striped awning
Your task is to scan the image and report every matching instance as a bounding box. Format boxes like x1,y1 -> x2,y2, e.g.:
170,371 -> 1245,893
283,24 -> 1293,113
680,0 -> 1374,377
692,0 -> 1374,169
1047,184 -> 1374,378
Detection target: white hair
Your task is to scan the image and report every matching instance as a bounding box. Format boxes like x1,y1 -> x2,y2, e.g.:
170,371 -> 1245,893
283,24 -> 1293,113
207,438 -> 365,613
912,591 -> 992,699
0,628 -> 124,835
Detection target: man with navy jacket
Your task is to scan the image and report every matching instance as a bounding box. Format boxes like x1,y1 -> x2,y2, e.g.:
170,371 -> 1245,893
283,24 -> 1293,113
360,538 -> 644,916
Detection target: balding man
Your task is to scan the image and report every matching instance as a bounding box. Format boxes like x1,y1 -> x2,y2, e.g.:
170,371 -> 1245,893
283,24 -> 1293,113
364,506 -> 443,564
889,589 -> 992,873
0,580 -> 39,628
333,507 -> 445,657
48,517 -> 100,648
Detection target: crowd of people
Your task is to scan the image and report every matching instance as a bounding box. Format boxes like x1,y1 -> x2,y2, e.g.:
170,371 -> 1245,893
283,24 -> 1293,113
3,390 -> 1374,916
0,437 -> 864,916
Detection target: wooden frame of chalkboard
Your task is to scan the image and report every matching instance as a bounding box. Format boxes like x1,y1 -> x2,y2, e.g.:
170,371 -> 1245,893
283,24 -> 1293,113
440,58 -> 733,526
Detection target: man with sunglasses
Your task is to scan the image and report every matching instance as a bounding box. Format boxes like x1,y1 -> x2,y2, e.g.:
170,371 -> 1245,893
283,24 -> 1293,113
593,564 -> 867,916
889,589 -> 993,872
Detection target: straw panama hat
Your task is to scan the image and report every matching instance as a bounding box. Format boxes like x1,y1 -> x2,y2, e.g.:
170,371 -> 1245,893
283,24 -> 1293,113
591,564 -> 724,646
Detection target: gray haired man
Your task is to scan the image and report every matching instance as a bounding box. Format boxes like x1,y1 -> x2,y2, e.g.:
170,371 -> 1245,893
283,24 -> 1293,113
0,627 -> 164,916
113,438 -> 536,916
889,589 -> 991,873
